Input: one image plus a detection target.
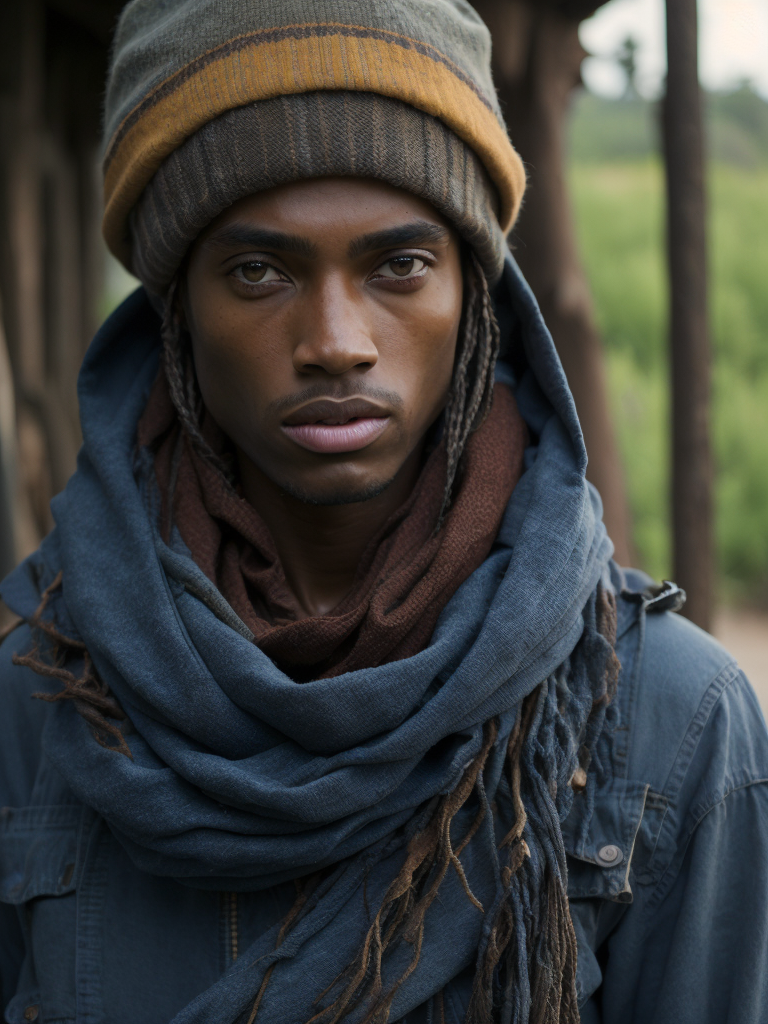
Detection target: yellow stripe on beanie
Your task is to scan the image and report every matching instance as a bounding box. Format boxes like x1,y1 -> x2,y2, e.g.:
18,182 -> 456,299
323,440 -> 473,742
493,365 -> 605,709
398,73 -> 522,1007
102,23 -> 526,266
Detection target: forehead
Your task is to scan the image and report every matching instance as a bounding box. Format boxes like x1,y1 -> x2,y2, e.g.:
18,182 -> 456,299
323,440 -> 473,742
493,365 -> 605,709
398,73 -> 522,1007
200,176 -> 455,244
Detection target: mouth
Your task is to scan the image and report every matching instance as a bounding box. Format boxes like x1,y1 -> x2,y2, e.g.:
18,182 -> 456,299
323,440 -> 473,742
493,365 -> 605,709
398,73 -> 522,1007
281,398 -> 391,454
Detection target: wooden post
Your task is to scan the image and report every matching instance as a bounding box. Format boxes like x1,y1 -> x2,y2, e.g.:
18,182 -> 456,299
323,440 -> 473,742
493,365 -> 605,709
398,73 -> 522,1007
663,0 -> 713,630
0,293 -> 16,579
472,0 -> 634,567
8,0 -> 45,399
0,1 -> 122,570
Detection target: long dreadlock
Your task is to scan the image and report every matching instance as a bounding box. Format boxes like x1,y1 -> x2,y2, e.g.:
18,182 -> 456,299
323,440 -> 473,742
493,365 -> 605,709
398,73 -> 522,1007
238,585 -> 619,1024
8,571 -> 131,757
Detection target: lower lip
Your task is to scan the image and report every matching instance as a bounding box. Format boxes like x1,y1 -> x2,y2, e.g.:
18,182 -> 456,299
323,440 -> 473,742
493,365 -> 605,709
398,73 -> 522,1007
281,417 -> 390,454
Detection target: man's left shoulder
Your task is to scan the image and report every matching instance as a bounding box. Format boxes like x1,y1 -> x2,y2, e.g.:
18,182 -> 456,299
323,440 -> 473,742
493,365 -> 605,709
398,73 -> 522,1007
622,597 -> 768,807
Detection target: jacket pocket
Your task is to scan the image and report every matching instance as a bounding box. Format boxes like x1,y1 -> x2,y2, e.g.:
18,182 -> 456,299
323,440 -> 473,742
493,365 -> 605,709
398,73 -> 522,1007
0,805 -> 83,1024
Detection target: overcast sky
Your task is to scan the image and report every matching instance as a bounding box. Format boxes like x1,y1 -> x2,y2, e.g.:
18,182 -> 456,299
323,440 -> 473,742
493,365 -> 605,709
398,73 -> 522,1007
580,0 -> 768,99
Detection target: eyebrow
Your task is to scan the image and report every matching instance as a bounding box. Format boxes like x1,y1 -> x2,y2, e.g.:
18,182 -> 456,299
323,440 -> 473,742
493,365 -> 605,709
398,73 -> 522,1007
347,221 -> 450,258
202,224 -> 318,258
201,219 -> 450,261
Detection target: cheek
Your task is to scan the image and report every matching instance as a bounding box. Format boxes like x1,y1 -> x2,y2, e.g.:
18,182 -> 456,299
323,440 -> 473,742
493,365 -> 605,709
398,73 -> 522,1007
185,295 -> 283,434
389,282 -> 462,423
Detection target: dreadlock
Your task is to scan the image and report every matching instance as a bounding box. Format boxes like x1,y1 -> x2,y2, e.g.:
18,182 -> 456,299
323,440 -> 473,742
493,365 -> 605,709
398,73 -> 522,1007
10,572 -> 131,757
239,584 -> 620,1024
161,275 -> 234,484
160,249 -> 502,525
440,250 -> 501,523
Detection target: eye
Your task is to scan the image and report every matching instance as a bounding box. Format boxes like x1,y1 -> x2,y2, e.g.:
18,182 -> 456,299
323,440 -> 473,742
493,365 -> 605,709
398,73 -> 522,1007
231,261 -> 283,285
375,256 -> 427,280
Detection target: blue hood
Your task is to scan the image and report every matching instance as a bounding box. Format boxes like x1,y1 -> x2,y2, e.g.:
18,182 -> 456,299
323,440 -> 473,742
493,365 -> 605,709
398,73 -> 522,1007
0,253 -> 614,1024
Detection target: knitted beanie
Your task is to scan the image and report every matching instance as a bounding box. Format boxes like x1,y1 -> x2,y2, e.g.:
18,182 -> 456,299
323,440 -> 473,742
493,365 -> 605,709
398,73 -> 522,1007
103,0 -> 527,296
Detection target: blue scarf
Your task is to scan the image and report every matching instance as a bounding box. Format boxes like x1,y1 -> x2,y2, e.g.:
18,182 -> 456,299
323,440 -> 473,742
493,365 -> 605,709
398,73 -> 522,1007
1,256 -> 615,1024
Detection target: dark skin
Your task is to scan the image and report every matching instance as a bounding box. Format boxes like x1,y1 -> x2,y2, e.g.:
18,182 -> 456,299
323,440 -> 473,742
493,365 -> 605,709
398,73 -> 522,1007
184,177 -> 464,617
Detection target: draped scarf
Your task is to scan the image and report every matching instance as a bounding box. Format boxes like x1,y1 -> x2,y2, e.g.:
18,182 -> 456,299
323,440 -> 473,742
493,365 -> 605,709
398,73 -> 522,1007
137,372 -> 527,679
0,257 -> 618,1024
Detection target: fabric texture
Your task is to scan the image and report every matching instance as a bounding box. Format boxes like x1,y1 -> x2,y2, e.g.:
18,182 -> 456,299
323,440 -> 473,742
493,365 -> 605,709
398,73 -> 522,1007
129,92 -> 508,295
0,254 -> 616,1024
4,568 -> 768,1024
137,370 -> 527,679
102,0 -> 526,291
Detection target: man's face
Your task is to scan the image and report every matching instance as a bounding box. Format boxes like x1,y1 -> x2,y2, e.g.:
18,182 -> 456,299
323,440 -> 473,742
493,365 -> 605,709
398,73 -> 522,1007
184,177 -> 464,504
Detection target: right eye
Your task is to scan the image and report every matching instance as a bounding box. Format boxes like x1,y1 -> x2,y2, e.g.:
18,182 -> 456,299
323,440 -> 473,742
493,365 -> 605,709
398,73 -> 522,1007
231,261 -> 282,284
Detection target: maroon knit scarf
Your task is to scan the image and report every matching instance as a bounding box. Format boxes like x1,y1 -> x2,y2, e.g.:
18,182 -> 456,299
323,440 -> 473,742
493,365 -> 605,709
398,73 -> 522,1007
138,376 -> 527,679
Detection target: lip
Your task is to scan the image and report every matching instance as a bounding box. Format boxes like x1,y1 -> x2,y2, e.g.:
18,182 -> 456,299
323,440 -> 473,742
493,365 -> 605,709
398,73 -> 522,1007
281,397 -> 391,454
282,417 -> 390,453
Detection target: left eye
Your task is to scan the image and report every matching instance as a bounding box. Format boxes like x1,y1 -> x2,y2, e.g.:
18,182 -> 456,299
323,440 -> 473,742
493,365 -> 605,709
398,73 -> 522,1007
376,257 -> 427,280
232,261 -> 282,284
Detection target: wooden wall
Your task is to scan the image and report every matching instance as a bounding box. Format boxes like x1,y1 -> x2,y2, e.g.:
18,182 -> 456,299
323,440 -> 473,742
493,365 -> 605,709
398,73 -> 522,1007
0,0 -> 123,578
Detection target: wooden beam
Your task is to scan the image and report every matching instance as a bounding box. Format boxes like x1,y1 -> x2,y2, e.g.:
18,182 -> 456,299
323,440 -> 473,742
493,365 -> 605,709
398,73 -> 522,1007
8,0 -> 46,398
663,0 -> 713,630
473,0 -> 634,565
0,292 -> 17,577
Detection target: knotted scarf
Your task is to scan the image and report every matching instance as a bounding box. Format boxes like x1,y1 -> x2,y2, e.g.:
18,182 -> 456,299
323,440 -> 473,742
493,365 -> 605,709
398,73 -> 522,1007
1,257 -> 618,1024
137,373 -> 527,679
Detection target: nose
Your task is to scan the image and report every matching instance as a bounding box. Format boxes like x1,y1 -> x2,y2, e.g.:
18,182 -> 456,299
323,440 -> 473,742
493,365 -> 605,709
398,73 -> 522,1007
292,275 -> 378,376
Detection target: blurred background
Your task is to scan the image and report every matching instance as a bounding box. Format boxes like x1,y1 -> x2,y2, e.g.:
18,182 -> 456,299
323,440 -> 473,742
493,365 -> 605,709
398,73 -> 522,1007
570,0 -> 768,700
0,0 -> 766,698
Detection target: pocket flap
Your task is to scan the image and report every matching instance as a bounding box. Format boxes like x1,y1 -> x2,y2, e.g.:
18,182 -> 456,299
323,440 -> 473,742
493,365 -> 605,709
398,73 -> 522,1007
562,778 -> 650,902
0,805 -> 82,903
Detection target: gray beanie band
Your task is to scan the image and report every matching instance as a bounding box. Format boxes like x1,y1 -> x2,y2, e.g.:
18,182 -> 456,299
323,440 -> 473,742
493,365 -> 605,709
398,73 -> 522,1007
130,91 -> 507,294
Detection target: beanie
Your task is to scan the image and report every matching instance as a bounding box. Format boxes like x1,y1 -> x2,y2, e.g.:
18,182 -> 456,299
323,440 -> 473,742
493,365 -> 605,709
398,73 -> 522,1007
102,0 -> 527,295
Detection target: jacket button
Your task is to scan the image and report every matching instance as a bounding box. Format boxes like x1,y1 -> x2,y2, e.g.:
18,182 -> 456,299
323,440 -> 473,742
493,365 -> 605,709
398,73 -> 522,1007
24,1007 -> 39,1022
597,844 -> 623,867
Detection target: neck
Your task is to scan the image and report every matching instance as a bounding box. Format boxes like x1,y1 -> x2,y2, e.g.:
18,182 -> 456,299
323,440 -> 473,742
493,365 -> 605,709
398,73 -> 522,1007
236,448 -> 424,618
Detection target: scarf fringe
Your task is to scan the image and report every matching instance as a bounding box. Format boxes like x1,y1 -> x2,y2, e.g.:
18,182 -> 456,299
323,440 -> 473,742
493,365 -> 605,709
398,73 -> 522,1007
15,571 -> 619,1024
10,571 -> 131,758
244,585 -> 618,1024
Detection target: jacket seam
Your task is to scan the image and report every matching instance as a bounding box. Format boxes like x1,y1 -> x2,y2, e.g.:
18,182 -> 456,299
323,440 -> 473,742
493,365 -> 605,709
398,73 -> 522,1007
644,778 -> 768,912
656,660 -> 741,801
684,776 -> 768,840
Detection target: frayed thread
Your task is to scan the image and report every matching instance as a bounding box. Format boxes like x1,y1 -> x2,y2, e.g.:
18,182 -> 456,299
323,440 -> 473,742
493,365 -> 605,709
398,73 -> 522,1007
11,571 -> 132,758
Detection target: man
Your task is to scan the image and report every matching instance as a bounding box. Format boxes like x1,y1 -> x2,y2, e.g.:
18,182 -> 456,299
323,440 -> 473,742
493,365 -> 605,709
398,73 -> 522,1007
1,2 -> 767,1022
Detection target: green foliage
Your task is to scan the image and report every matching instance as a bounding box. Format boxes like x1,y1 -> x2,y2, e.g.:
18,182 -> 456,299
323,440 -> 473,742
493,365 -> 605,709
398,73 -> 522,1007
709,86 -> 768,167
569,154 -> 768,603
569,162 -> 667,370
568,84 -> 768,168
568,93 -> 658,163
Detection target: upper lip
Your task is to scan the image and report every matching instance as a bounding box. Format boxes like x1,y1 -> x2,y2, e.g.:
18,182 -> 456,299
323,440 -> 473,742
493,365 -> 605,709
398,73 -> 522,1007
282,398 -> 391,426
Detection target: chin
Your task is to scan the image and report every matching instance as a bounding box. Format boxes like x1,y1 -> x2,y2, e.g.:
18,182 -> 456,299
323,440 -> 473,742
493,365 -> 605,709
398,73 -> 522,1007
276,474 -> 396,507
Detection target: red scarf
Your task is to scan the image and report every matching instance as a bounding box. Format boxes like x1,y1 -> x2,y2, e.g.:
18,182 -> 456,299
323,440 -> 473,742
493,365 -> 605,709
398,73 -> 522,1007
138,377 -> 527,679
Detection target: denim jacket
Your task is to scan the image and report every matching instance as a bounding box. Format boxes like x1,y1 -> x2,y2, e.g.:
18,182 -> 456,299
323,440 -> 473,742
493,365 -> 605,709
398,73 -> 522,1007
2,567 -> 768,1024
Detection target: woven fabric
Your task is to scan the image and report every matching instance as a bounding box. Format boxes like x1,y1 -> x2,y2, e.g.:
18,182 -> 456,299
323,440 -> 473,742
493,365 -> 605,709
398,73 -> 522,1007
130,92 -> 507,293
0,258 -> 616,1022
103,0 -> 526,291
138,372 -> 527,679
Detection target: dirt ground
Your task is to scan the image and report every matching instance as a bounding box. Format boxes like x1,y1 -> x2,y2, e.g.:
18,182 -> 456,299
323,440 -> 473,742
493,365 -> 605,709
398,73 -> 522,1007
715,608 -> 768,717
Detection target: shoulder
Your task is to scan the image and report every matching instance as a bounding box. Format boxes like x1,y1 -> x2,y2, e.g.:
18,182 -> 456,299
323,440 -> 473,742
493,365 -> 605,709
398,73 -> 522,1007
0,622 -> 52,807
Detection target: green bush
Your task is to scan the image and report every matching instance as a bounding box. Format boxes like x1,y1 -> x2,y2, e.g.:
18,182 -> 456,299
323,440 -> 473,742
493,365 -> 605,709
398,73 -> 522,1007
568,85 -> 768,168
569,158 -> 768,603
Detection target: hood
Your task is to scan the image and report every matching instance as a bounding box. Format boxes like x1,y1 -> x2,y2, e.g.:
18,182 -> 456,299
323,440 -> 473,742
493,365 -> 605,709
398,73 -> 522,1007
0,252 -> 614,1024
